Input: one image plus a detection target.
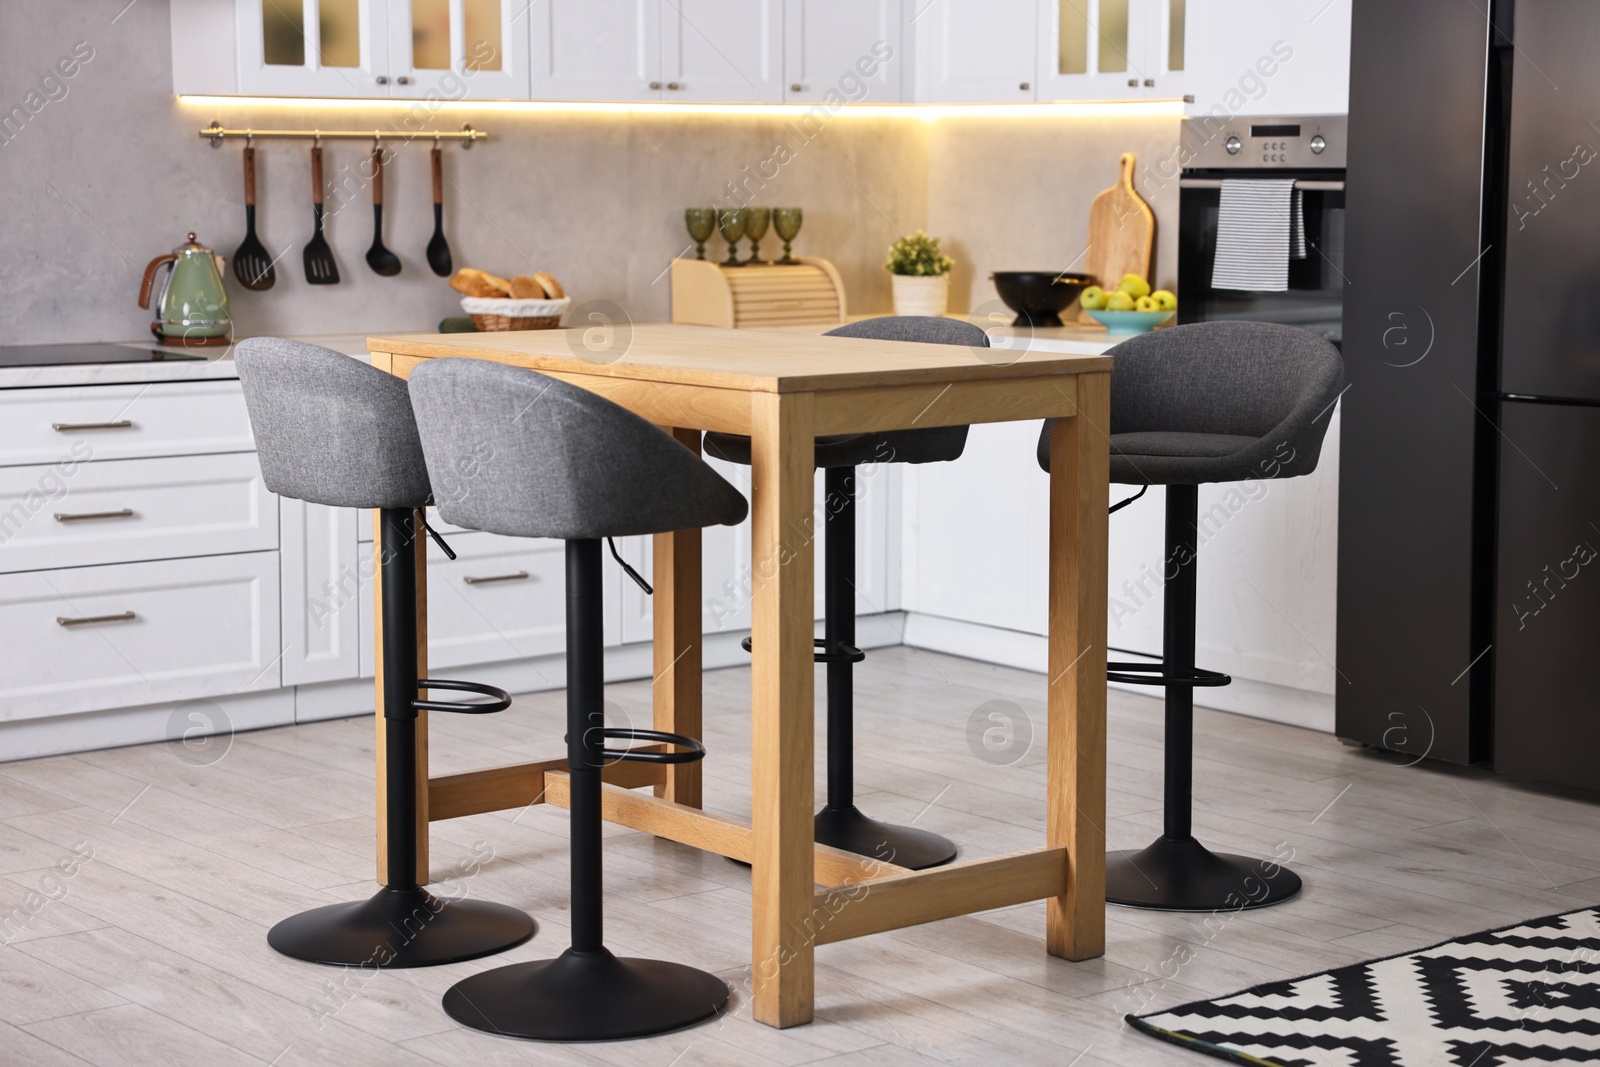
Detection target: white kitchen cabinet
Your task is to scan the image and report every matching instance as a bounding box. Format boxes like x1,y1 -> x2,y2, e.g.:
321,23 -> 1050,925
280,499 -> 361,686
1035,0 -> 1188,101
1184,0 -> 1349,117
0,381 -> 254,469
528,0 -> 662,101
914,0 -> 1037,102
0,552 -> 282,723
233,0 -> 392,97
662,0 -> 784,103
783,0 -> 903,105
384,0 -> 531,100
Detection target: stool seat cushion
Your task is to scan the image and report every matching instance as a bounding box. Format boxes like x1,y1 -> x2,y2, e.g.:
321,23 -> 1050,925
703,316 -> 988,471
235,337 -> 432,509
408,358 -> 747,540
1037,321 -> 1345,486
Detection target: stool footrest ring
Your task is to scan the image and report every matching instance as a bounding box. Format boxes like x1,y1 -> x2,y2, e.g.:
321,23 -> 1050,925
414,678 -> 513,714
1106,661 -> 1232,688
739,635 -> 866,664
600,728 -> 706,764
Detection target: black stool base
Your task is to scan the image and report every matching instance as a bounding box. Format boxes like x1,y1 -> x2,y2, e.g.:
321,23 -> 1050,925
1106,836 -> 1301,912
815,805 -> 957,871
267,886 -> 536,968
443,947 -> 729,1042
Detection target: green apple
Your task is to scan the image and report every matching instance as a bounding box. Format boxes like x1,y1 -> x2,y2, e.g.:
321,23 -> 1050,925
1079,285 -> 1108,311
1151,289 -> 1177,311
1134,295 -> 1159,312
1117,274 -> 1151,299
1106,291 -> 1136,311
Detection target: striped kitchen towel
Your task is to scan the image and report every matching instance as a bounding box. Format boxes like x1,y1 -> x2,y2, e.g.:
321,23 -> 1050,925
1211,179 -> 1306,292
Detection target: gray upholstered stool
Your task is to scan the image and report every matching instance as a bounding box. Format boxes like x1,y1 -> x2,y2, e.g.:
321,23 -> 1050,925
1040,321 -> 1344,911
408,357 -> 747,1042
705,316 -> 987,871
234,338 -> 536,967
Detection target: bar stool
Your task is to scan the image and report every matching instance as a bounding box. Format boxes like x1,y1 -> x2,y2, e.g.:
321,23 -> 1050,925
1039,321 -> 1343,910
408,357 -> 747,1041
234,339 -> 537,966
704,316 -> 988,871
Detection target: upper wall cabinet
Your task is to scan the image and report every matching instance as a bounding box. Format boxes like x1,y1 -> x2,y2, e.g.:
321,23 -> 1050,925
529,0 -> 781,103
234,0 -> 387,97
1184,0 -> 1349,117
915,0 -> 1036,102
784,0 -> 904,105
1035,0 -> 1188,101
383,0 -> 530,100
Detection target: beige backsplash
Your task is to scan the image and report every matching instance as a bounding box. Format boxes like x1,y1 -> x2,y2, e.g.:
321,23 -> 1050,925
1,0 -> 1180,347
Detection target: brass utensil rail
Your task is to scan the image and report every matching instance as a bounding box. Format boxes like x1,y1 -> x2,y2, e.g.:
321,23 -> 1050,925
201,121 -> 487,148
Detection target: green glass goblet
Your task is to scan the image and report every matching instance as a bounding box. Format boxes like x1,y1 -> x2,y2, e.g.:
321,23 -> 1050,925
718,207 -> 747,267
684,207 -> 716,260
773,207 -> 803,265
742,207 -> 771,265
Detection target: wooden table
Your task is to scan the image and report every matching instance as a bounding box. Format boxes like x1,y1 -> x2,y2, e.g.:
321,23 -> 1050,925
366,324 -> 1111,1028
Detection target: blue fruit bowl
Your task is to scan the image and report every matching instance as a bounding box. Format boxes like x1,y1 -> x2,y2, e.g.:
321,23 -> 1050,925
1087,309 -> 1174,335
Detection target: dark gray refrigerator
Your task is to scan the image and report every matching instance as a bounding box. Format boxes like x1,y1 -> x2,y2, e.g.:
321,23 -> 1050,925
1339,0 -> 1600,791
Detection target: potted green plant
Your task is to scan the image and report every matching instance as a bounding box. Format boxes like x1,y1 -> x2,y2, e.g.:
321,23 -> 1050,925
884,231 -> 955,317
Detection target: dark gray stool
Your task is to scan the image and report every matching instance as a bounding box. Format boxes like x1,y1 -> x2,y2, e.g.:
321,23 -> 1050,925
704,316 -> 987,871
408,357 -> 747,1042
235,338 -> 536,966
1040,321 -> 1343,911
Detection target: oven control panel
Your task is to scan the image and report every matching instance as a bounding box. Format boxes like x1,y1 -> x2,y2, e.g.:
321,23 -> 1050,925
1182,115 -> 1347,169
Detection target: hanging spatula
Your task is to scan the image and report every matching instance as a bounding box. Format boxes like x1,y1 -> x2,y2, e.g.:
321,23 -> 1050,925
303,145 -> 339,285
425,145 -> 453,277
233,146 -> 275,290
365,148 -> 401,277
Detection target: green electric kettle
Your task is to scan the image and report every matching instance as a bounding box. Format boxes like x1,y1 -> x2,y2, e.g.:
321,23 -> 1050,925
139,232 -> 232,343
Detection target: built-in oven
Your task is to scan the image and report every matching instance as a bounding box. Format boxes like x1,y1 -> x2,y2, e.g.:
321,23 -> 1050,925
1177,115 -> 1347,347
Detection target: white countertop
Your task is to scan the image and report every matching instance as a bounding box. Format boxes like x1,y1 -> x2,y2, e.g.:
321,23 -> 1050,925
0,318 -> 1119,390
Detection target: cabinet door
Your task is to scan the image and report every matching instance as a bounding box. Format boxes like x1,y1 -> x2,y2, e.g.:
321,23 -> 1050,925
662,0 -> 783,103
916,0 -> 1036,103
388,0 -> 530,98
783,0 -> 903,104
1183,0 -> 1347,116
236,0 -> 389,98
1036,0 -> 1142,100
529,0 -> 662,100
280,499 -> 360,687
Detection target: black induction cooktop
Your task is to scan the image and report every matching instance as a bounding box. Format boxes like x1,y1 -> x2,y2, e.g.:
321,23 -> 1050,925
0,343 -> 209,368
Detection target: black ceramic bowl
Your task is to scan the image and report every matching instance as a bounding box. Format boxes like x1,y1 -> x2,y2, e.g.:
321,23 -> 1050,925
990,271 -> 1095,327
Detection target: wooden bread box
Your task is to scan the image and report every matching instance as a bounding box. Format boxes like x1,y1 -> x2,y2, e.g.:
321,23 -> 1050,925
670,256 -> 846,329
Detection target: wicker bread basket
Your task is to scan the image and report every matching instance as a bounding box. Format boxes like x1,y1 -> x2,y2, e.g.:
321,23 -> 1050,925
460,296 -> 571,332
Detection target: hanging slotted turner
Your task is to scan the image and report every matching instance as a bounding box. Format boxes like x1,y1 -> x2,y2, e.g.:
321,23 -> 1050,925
303,145 -> 339,285
232,146 -> 275,290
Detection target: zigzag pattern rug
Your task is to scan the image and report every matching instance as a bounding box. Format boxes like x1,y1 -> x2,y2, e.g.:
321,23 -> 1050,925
1129,906 -> 1600,1065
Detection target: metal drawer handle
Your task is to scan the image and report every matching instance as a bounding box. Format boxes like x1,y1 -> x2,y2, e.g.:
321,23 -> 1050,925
53,419 -> 132,432
463,570 -> 530,586
57,611 -> 137,628
54,508 -> 134,523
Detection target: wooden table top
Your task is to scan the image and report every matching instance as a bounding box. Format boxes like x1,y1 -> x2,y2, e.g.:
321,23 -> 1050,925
367,324 -> 1113,394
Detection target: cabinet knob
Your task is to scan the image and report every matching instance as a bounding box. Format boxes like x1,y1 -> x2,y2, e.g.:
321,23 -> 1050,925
1143,78 -> 1155,87
1128,78 -> 1139,87
1019,81 -> 1030,91
1183,94 -> 1195,103
791,83 -> 804,92
667,81 -> 681,90
376,75 -> 389,85
397,76 -> 411,86
649,80 -> 662,89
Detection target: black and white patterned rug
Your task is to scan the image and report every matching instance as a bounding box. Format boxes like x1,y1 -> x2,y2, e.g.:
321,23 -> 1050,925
1129,906 -> 1600,1065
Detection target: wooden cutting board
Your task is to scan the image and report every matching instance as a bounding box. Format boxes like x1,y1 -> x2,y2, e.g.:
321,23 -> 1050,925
1077,152 -> 1155,323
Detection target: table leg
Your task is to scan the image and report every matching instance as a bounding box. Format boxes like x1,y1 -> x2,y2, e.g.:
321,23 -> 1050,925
373,506 -> 430,887
654,427 -> 704,809
749,391 -> 816,1028
1046,372 -> 1109,960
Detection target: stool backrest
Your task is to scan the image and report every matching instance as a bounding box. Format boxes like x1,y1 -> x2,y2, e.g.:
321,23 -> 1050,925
826,316 -> 989,348
408,358 -> 748,540
234,338 -> 432,509
1109,321 -> 1344,456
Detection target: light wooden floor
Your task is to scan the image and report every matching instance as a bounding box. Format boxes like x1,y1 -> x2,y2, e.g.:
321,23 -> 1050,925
2,647 -> 1598,1066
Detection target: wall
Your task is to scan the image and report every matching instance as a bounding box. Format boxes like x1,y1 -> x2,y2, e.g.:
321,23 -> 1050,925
0,0 -> 931,345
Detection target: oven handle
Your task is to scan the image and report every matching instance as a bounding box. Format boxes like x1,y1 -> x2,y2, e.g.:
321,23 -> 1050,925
1180,178 -> 1345,191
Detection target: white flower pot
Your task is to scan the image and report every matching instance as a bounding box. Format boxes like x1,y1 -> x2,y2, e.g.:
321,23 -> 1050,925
891,274 -> 950,317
